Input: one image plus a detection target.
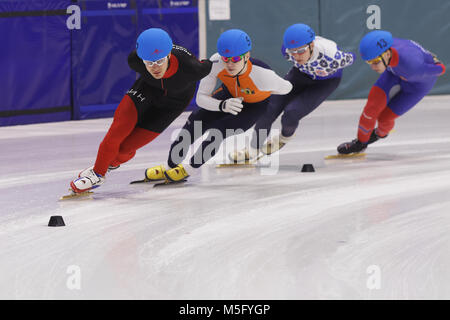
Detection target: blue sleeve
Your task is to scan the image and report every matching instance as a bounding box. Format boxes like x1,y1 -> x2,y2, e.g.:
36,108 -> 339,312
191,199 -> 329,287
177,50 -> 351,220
398,53 -> 444,82
406,62 -> 445,82
334,49 -> 356,69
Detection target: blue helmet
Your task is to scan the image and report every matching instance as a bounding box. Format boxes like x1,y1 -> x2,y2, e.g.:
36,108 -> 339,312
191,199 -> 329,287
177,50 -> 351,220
283,23 -> 315,49
136,28 -> 173,61
359,30 -> 393,61
217,29 -> 252,57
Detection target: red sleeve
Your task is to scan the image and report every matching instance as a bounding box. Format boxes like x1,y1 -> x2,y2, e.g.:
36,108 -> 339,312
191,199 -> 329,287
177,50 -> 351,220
436,63 -> 446,76
357,86 -> 387,143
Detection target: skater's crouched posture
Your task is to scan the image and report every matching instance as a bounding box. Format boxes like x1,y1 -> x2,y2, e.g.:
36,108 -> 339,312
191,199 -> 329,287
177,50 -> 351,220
337,30 -> 446,154
230,23 -> 355,161
70,28 -> 212,193
144,29 -> 293,183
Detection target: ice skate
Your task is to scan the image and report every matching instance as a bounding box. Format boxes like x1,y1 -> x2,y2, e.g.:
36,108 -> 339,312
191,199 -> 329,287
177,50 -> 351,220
130,165 -> 166,184
107,164 -> 120,172
325,139 -> 368,160
60,189 -> 94,200
70,167 -> 105,193
164,164 -> 189,183
145,164 -> 166,181
228,146 -> 261,162
261,134 -> 290,155
337,139 -> 368,155
367,129 -> 388,145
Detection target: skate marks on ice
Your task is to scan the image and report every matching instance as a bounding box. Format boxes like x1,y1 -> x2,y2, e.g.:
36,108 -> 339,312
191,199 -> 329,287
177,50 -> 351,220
2,96 -> 450,298
325,192 -> 450,299
135,166 -> 450,299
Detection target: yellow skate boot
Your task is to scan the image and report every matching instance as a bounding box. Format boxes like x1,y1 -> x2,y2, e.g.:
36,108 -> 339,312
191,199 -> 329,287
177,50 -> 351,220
164,164 -> 189,182
144,165 -> 166,181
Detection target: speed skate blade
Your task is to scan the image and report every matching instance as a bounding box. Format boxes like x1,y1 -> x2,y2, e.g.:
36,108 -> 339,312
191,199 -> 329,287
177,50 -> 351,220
153,179 -> 187,187
59,189 -> 94,200
325,153 -> 367,160
216,162 -> 256,168
218,152 -> 266,168
216,155 -> 264,168
130,178 -> 165,184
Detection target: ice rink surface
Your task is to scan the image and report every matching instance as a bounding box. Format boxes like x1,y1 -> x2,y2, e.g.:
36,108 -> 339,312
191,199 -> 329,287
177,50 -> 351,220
1,95 -> 449,299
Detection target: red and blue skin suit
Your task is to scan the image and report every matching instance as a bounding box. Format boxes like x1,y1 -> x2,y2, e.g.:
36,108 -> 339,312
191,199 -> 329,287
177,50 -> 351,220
357,38 -> 446,143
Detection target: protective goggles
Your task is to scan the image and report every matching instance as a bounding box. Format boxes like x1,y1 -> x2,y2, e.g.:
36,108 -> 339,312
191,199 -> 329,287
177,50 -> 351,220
366,50 -> 391,65
286,44 -> 310,55
365,55 -> 384,65
221,54 -> 245,63
143,56 -> 168,67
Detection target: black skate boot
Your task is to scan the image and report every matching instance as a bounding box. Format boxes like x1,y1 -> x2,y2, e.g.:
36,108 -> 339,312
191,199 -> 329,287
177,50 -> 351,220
107,165 -> 120,172
367,129 -> 388,145
337,139 -> 368,154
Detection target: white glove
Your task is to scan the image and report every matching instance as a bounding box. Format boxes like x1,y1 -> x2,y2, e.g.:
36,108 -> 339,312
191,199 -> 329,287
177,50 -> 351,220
219,97 -> 244,115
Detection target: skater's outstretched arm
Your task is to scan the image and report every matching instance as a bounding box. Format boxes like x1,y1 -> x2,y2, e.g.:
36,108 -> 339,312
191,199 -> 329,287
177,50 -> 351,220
357,85 -> 388,143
